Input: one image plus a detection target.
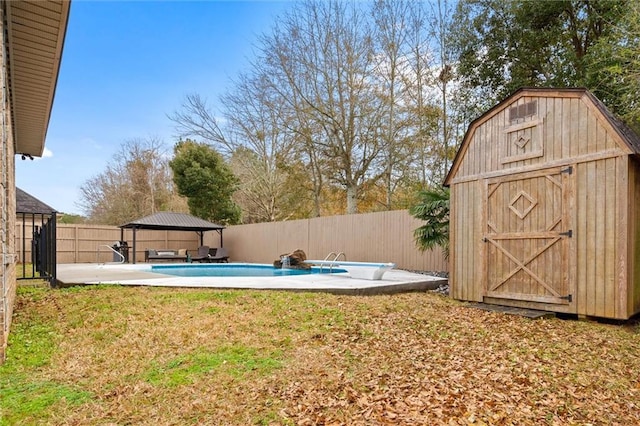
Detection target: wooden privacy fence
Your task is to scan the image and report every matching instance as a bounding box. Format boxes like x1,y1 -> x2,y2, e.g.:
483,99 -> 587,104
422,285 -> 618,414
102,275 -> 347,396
211,210 -> 448,272
15,223 -> 202,264
15,210 -> 448,272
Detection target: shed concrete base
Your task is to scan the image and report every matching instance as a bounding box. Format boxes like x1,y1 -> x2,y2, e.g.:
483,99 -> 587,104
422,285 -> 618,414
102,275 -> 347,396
467,302 -> 556,319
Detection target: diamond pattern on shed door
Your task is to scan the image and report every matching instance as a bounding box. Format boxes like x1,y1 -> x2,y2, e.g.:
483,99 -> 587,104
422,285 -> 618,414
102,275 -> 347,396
484,168 -> 572,305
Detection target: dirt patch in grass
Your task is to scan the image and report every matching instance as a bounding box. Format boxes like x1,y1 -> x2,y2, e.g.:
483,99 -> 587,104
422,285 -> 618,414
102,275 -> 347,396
2,285 -> 639,425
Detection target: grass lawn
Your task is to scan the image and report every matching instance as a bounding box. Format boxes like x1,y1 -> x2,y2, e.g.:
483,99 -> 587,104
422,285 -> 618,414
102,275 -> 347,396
1,285 -> 639,425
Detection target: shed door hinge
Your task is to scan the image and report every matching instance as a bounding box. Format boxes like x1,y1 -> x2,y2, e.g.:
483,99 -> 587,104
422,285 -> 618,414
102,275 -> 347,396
559,230 -> 572,238
561,166 -> 573,175
559,294 -> 573,302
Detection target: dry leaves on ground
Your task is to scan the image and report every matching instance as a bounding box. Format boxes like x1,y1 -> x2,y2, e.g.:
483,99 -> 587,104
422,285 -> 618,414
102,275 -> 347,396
3,286 -> 639,425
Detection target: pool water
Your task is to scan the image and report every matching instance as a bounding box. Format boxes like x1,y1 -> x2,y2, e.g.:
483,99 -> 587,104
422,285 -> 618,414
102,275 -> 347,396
151,263 -> 346,277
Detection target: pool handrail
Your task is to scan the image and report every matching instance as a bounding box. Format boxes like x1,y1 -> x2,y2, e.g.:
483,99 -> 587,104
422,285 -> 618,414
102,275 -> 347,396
320,251 -> 346,273
96,244 -> 125,264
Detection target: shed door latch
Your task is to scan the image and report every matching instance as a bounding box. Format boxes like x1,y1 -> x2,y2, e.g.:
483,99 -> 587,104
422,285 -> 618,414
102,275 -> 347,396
561,166 -> 573,175
559,294 -> 573,302
559,230 -> 573,238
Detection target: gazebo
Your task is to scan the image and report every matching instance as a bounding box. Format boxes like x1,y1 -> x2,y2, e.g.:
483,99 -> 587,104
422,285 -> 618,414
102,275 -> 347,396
119,212 -> 225,264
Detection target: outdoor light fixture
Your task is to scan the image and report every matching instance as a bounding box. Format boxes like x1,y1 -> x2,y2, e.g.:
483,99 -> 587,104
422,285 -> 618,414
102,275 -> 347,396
19,153 -> 34,160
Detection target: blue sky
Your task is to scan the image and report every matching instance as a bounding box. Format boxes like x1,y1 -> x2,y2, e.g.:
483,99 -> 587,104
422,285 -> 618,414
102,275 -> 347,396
16,0 -> 292,215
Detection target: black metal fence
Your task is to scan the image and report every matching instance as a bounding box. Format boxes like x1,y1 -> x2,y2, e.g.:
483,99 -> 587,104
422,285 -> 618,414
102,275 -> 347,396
17,212 -> 57,286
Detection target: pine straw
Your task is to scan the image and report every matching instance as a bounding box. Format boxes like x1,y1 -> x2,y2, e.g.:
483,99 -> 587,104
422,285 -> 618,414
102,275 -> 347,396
4,286 -> 640,425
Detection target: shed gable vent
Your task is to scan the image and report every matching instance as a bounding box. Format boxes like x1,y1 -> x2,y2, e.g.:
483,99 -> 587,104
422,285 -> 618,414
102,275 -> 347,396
509,100 -> 537,122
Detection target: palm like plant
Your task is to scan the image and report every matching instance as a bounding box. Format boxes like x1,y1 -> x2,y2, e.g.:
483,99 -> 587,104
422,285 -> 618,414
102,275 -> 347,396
409,187 -> 450,259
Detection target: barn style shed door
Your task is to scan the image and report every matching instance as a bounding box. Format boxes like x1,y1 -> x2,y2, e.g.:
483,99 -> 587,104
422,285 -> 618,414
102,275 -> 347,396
483,167 -> 573,305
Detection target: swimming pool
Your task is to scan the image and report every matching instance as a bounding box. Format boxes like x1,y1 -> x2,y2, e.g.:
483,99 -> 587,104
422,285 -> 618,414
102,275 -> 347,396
151,263 -> 347,277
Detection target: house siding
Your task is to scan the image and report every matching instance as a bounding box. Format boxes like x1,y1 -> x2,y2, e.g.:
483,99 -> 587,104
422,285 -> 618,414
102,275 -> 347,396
1,7 -> 17,362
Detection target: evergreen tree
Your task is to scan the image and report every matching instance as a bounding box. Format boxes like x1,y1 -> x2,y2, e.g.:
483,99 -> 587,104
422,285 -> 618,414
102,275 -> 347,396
453,0 -> 628,106
170,140 -> 241,225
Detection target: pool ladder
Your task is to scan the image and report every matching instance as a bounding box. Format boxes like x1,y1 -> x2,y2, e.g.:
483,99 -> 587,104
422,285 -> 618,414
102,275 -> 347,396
321,251 -> 346,273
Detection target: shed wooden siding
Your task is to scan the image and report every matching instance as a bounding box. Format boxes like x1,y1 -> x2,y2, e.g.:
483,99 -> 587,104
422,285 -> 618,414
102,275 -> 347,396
573,157 -> 626,318
449,180 -> 482,302
630,159 -> 640,315
449,94 -> 627,184
447,88 -> 640,319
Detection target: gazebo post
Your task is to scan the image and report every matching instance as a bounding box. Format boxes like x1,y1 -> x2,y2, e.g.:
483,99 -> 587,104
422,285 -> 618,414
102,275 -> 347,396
132,227 -> 137,264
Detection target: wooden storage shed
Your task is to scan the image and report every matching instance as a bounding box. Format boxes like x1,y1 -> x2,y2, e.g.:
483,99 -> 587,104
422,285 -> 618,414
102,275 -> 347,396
444,87 -> 640,319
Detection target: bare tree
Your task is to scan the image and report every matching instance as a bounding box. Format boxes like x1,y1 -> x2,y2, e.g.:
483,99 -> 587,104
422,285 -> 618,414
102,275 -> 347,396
222,72 -> 308,222
267,74 -> 328,217
431,0 -> 456,181
252,30 -> 330,217
400,2 -> 442,188
169,94 -> 231,154
78,137 -> 183,224
168,0 -> 473,216
371,0 -> 414,209
262,0 -> 384,214
395,0 -> 466,188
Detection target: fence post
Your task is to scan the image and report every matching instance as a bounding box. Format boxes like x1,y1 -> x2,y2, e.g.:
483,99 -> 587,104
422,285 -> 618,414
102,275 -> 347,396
74,225 -> 79,263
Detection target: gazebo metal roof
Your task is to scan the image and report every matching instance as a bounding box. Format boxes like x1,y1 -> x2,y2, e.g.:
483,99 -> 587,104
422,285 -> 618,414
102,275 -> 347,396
119,212 -> 224,232
119,212 -> 225,264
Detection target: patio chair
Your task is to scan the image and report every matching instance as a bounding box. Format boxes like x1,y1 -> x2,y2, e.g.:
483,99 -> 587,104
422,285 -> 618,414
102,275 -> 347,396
208,247 -> 229,263
190,246 -> 210,263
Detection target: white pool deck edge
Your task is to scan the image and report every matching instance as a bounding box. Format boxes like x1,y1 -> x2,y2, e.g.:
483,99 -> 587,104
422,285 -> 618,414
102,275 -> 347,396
303,260 -> 395,280
56,263 -> 447,295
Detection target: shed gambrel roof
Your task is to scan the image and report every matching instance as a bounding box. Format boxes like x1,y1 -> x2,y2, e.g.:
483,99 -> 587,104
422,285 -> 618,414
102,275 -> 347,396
119,212 -> 225,232
16,187 -> 56,213
444,87 -> 640,186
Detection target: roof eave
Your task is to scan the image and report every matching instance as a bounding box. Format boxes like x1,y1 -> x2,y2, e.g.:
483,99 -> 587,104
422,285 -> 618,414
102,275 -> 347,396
7,0 -> 71,157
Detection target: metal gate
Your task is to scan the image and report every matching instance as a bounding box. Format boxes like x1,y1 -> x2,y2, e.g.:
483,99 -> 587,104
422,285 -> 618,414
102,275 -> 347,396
17,212 -> 57,286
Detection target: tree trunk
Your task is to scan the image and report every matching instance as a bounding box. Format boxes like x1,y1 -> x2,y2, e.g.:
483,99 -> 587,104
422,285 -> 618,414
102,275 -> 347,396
346,185 -> 358,214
